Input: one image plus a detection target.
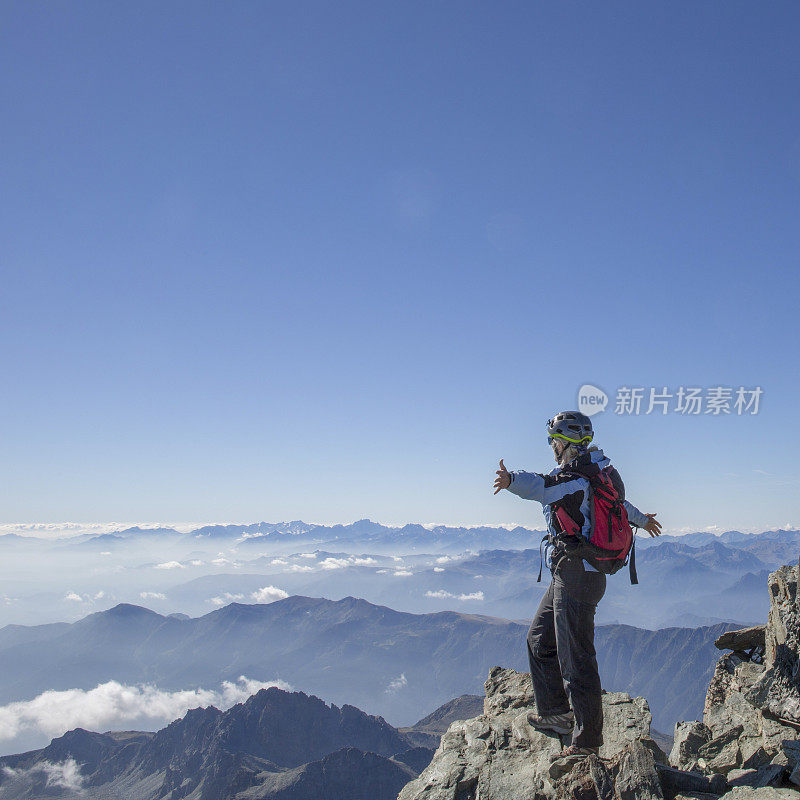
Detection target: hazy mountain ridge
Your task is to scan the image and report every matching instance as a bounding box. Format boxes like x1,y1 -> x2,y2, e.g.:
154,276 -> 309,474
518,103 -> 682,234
0,596 -> 738,751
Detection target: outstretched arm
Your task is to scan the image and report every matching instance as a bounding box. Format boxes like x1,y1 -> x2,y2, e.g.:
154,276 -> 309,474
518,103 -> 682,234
493,459 -> 586,505
625,500 -> 662,537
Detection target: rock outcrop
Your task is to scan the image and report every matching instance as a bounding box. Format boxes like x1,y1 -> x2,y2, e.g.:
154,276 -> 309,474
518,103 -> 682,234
398,666 -> 678,800
398,563 -> 800,799
672,564 -> 800,788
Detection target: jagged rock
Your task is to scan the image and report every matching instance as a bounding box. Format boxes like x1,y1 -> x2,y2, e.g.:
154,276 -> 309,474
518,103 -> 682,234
697,726 -> 743,775
716,627 -> 766,653
608,740 -> 664,799
675,650 -> 800,773
763,565 -> 799,667
782,740 -> 800,785
726,763 -> 786,788
671,722 -> 712,771
703,654 -> 772,764
675,568 -> 800,775
482,664 -> 536,714
741,748 -> 773,770
745,565 -> 800,725
654,762 -> 728,799
601,691 -> 668,763
780,740 -> 800,768
554,753 -> 615,799
399,667 -> 669,800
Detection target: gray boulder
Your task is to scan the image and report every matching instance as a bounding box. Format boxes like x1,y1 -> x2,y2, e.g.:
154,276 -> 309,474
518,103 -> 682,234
715,626 -> 766,653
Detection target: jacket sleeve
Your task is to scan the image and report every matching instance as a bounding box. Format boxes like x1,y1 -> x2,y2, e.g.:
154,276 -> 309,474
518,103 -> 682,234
507,470 -> 588,506
624,500 -> 650,528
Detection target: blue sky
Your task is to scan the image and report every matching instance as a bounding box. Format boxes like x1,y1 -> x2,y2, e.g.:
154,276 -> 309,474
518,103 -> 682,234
2,1 -> 798,532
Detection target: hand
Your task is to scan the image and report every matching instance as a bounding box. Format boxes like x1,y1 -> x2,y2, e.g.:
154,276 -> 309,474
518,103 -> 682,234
493,459 -> 511,495
642,513 -> 662,537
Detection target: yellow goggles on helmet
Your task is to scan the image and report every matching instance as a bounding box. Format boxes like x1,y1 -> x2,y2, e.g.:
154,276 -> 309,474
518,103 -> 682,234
547,431 -> 593,445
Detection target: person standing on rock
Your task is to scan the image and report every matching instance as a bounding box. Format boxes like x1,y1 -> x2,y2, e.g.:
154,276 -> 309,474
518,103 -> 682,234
493,411 -> 662,760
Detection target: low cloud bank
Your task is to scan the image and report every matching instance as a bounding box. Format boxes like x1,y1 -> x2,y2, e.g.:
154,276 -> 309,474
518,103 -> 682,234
0,676 -> 291,744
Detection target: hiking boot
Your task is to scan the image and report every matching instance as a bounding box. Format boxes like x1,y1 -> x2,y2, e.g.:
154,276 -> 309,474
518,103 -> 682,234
526,710 -> 575,735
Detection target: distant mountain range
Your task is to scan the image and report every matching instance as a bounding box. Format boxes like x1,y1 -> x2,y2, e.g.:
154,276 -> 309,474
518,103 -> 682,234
9,519 -> 800,557
0,521 -> 794,629
0,596 -> 737,747
0,686 -> 433,800
43,519 -> 551,554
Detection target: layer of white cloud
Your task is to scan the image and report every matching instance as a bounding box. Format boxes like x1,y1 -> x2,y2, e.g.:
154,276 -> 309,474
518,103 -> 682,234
425,590 -> 484,601
319,557 -> 350,570
0,676 -> 292,744
250,586 -> 289,604
155,561 -> 184,570
393,570 -> 413,577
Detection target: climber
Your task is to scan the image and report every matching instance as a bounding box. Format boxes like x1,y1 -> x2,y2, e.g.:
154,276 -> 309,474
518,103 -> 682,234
493,411 -> 662,760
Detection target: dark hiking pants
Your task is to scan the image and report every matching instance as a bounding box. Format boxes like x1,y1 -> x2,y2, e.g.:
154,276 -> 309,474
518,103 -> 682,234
527,557 -> 606,748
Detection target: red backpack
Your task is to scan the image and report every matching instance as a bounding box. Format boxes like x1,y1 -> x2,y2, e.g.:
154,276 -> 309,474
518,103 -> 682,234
552,466 -> 638,584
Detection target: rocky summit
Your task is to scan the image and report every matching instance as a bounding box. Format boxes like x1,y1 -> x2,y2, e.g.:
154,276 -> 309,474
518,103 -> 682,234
398,562 -> 800,799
